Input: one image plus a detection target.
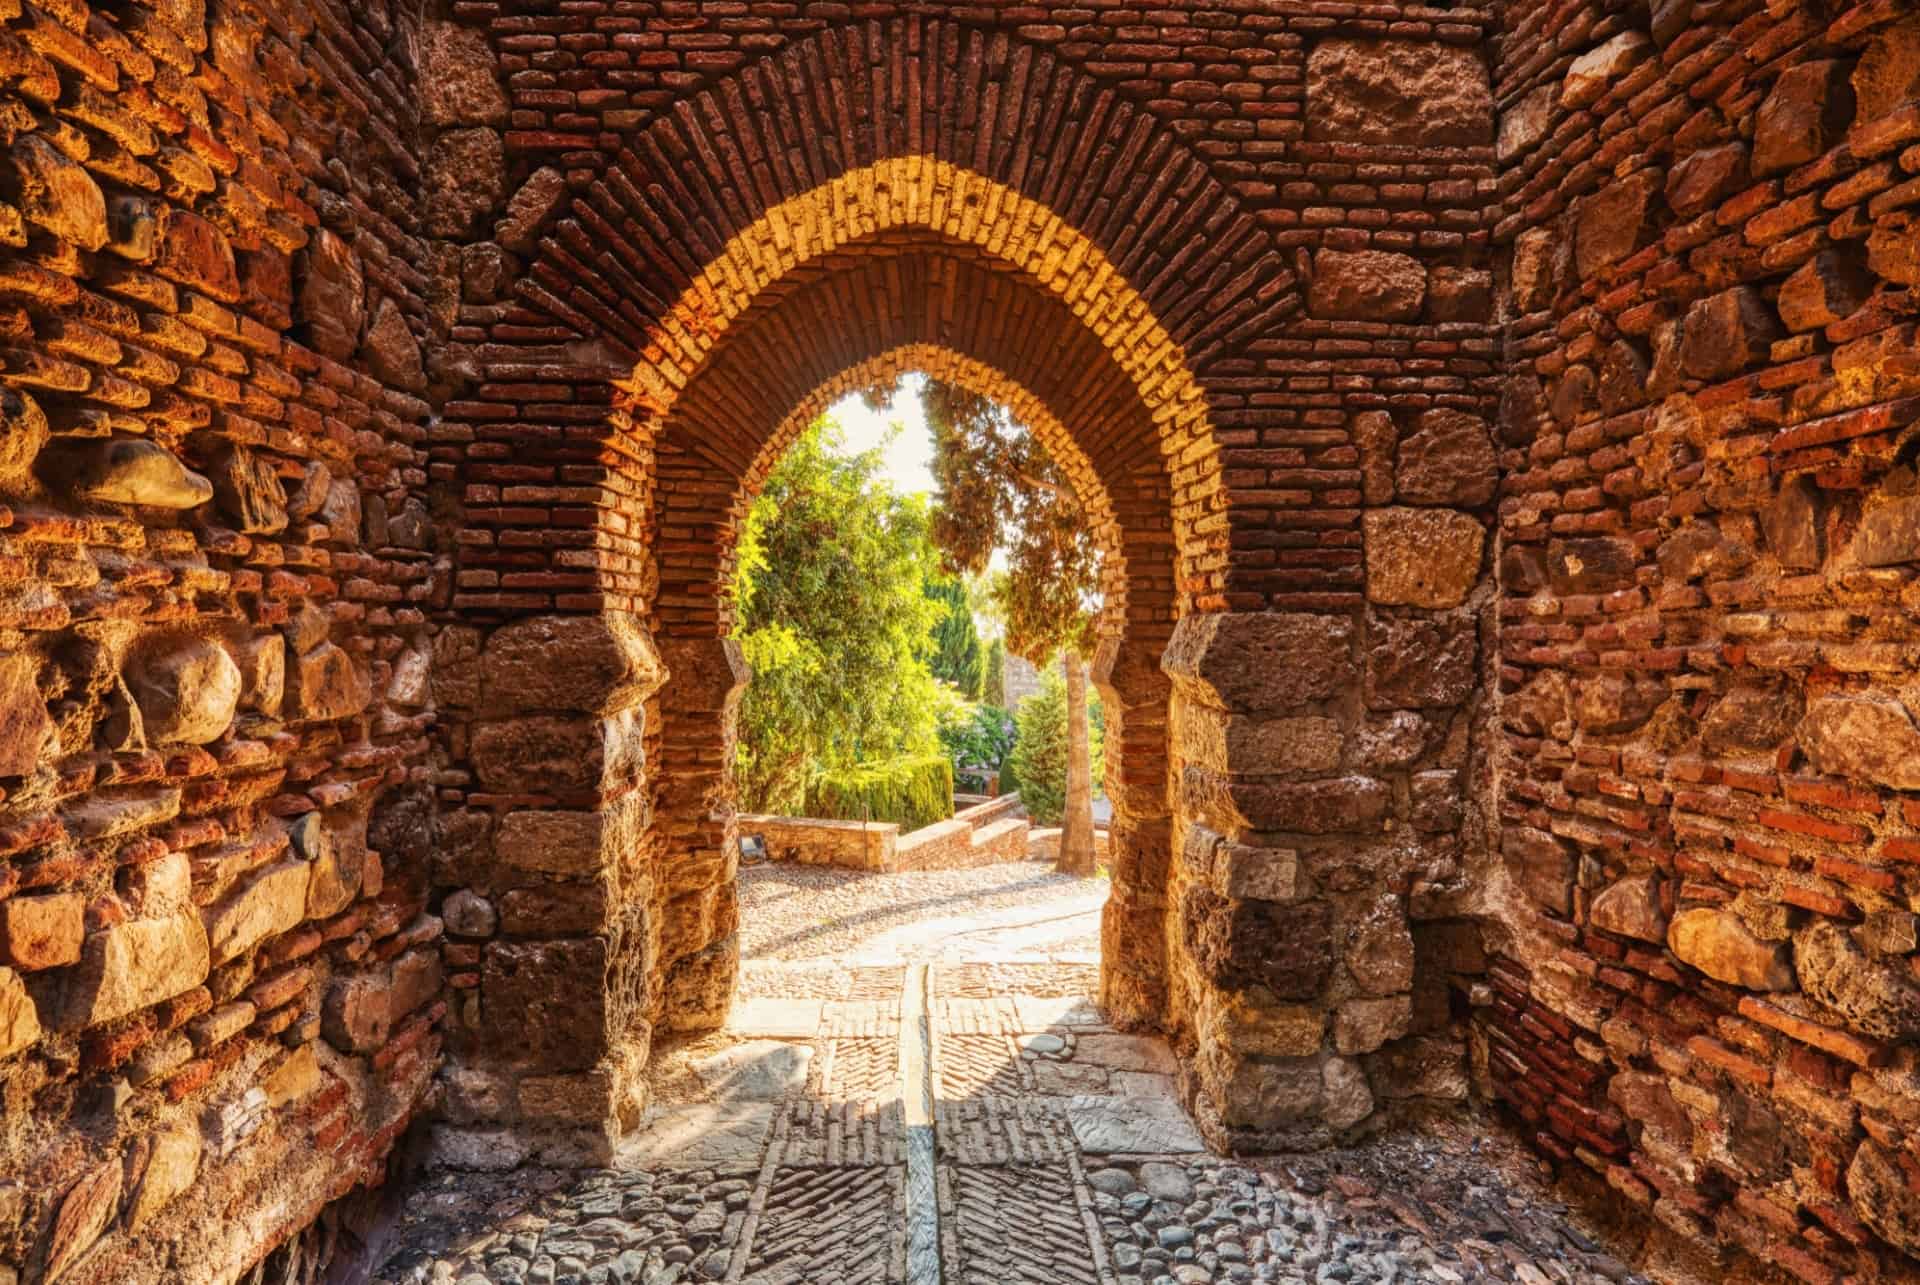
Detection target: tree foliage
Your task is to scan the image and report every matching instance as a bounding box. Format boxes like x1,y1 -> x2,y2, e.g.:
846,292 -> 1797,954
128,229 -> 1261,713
918,380 -> 1102,663
982,635 -> 1006,707
731,419 -> 945,816
1009,667 -> 1104,825
925,577 -> 985,699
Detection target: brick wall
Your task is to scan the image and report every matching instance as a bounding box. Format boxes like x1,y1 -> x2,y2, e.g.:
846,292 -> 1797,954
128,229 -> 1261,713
1489,0 -> 1920,1275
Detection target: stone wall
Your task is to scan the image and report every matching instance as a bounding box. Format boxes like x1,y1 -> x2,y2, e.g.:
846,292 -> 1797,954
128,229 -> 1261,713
0,0 -> 446,1281
742,815 -> 894,872
1489,0 -> 1920,1275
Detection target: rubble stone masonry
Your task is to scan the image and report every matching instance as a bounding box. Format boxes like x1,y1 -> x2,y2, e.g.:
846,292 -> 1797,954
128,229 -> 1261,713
0,0 -> 1910,1281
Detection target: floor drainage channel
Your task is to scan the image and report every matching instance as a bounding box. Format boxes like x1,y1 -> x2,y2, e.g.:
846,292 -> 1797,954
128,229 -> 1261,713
901,962 -> 942,1285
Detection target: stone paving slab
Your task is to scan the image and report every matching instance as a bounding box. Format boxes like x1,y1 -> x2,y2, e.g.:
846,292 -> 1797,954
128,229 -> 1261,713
1065,1094 -> 1209,1155
616,1103 -> 776,1171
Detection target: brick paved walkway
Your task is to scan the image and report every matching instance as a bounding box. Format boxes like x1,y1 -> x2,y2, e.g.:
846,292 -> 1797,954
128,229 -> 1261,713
374,949 -> 1651,1284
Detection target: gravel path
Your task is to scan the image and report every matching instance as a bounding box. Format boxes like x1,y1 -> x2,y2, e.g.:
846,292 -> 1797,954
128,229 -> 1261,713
737,857 -> 1105,961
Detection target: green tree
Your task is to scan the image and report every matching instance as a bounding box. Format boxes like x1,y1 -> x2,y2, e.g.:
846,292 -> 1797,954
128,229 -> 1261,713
982,635 -> 1006,707
1008,668 -> 1103,826
916,380 -> 1104,874
926,576 -> 985,698
731,418 -> 945,816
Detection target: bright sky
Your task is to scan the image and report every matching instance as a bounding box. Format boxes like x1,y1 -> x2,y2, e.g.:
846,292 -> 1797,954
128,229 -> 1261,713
827,371 -> 937,497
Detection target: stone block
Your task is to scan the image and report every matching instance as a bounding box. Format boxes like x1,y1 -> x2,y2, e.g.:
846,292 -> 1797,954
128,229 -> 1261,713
1182,887 -> 1333,1000
661,933 -> 738,1033
1194,773 -> 1391,837
1363,509 -> 1485,608
126,1126 -> 200,1232
1365,610 -> 1477,710
1212,841 -> 1300,903
362,295 -> 427,394
1352,410 -> 1396,504
471,711 -> 640,795
1752,60 -> 1854,176
1305,40 -> 1491,146
1575,169 -> 1662,279
424,126 -> 505,239
10,134 -> 107,251
0,653 -> 52,778
0,965 -> 39,1057
125,636 -> 241,747
1345,896 -> 1416,996
235,634 -> 284,717
1589,874 -> 1666,943
0,891 -> 82,971
1562,31 -> 1649,108
1546,536 -> 1638,594
43,1160 -> 120,1283
204,861 -> 309,966
1162,612 -> 1352,713
483,939 -> 609,1069
1409,770 -> 1460,833
1848,1139 -> 1920,1257
262,1042 -> 318,1106
1572,672 -> 1667,734
1335,995 -> 1412,1055
1176,704 -> 1342,775
290,804 -> 370,921
287,641 -> 371,721
443,890 -> 497,938
1851,492 -> 1920,567
1778,248 -> 1872,332
1199,991 -> 1324,1058
1679,287 -> 1781,381
1503,827 -> 1573,916
1394,408 -> 1496,506
322,973 -> 392,1053
521,1070 -> 617,1124
1427,267 -> 1491,323
1497,84 -> 1555,163
1665,142 -> 1747,218
299,227 -> 364,362
419,19 -> 509,127
1798,695 -> 1920,790
1699,686 -> 1801,754
496,807 -> 618,875
1668,908 -> 1793,990
1308,248 -> 1425,321
1793,921 -> 1920,1040
1510,228 -> 1556,311
46,438 -> 212,510
496,166 -> 570,254
482,613 -> 664,714
155,207 -> 239,300
52,912 -> 208,1029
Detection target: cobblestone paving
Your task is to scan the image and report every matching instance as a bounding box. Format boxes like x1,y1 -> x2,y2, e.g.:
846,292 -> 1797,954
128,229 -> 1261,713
374,954 -> 1653,1285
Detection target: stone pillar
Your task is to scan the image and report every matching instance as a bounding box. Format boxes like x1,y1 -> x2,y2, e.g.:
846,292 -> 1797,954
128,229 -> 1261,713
653,635 -> 750,1032
1162,611 -> 1391,1150
433,613 -> 665,1168
1091,634 -> 1174,1031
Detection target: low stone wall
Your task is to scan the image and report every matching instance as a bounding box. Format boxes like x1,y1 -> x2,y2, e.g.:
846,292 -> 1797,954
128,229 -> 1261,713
738,816 -> 896,872
741,795 -> 1031,873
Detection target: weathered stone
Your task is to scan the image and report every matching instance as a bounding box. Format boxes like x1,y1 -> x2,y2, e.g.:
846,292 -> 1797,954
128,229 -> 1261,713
1177,704 -> 1342,774
1679,287 -> 1782,381
320,476 -> 360,544
1700,686 -> 1801,754
1866,213 -> 1920,286
1574,673 -> 1667,734
204,860 -> 309,965
1667,907 -> 1794,990
1410,770 -> 1460,833
1305,40 -> 1492,146
1655,523 -> 1751,583
323,973 -> 391,1053
43,1161 -> 120,1283
1549,364 -> 1597,426
236,634 -> 284,717
1308,248 -> 1425,322
1852,490 -> 1920,567
299,228 -> 364,361
496,166 -> 569,253
1752,60 -> 1854,177
1212,841 -> 1299,903
1511,228 -> 1556,312
289,805 -> 369,920
443,890 -> 497,939
1497,83 -> 1555,164
1426,267 -> 1492,323
0,386 -> 48,486
1546,536 -> 1638,594
1666,142 -> 1748,218
1778,248 -> 1873,332
127,636 -> 240,745
1162,612 -> 1352,713
1346,897 -> 1415,996
1793,921 -> 1920,1040
126,1126 -> 200,1232
1575,169 -> 1662,279
287,641 -> 370,721
1366,610 -> 1477,710
1395,408 -> 1496,506
1363,509 -> 1485,608
1184,888 -> 1334,1000
419,19 -> 509,126
10,134 -> 107,251
483,939 -> 609,1070
0,891 -> 82,970
425,126 -> 505,239
52,911 -> 209,1029
0,652 -> 52,777
0,966 -> 39,1058
211,446 -> 288,535
391,949 -> 442,1020
1798,695 -> 1920,790
1335,995 -> 1412,1055
1562,31 -> 1649,109
1504,827 -> 1574,916
362,295 -> 427,394
155,207 -> 239,300
1353,410 -> 1396,504
482,613 -> 664,713
262,1043 -> 318,1106
1849,1139 -> 1920,1257
47,438 -> 213,509
1366,1035 -> 1466,1101
1597,339 -> 1651,414
1589,875 -> 1666,943
1196,774 -> 1390,837
1762,475 -> 1823,569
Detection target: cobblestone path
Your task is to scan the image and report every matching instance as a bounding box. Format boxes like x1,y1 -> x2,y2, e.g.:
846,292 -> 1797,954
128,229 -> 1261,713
374,955 -> 1650,1285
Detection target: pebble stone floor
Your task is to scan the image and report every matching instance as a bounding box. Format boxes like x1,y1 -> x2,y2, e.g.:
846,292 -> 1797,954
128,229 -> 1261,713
374,860 -> 1653,1285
